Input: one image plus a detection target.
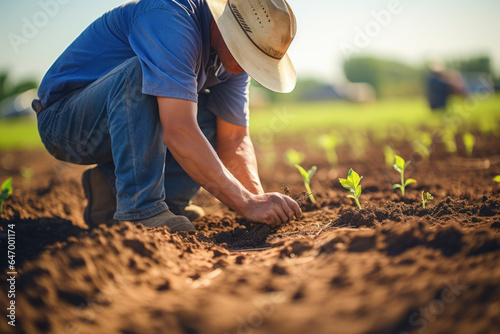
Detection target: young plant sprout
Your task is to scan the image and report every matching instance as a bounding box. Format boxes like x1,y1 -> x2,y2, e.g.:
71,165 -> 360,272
392,155 -> 416,197
494,176 -> 500,183
421,191 -> 433,209
0,177 -> 13,215
285,149 -> 304,167
478,116 -> 498,136
318,133 -> 339,167
412,132 -> 432,161
441,126 -> 457,154
295,164 -> 317,204
462,131 -> 475,157
339,168 -> 363,210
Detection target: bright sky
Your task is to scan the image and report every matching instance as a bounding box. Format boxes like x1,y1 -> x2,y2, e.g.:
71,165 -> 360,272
1,0 -> 500,85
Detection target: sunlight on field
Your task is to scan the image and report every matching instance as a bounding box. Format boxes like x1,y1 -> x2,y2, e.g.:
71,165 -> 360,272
0,118 -> 42,151
250,94 -> 500,137
0,94 -> 499,152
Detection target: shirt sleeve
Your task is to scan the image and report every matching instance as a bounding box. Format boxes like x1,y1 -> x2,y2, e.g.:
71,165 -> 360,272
128,8 -> 201,102
207,72 -> 251,127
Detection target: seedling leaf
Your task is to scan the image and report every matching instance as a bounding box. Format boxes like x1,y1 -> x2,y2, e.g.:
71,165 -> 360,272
339,169 -> 363,209
295,164 -> 309,180
319,134 -> 340,167
285,149 -> 304,167
1,177 -> 13,198
295,164 -> 317,204
392,155 -> 416,197
350,169 -> 361,187
319,134 -> 336,150
412,133 -> 432,162
394,155 -> 405,172
295,165 -> 309,177
0,177 -> 13,215
405,178 -> 417,187
494,175 -> 500,183
462,131 -> 475,157
441,126 -> 458,153
307,166 -> 317,180
355,185 -> 362,197
421,191 -> 434,209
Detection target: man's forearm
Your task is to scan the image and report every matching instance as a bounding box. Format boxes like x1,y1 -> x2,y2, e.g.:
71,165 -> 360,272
158,97 -> 301,226
218,135 -> 264,195
165,126 -> 253,212
159,99 -> 253,214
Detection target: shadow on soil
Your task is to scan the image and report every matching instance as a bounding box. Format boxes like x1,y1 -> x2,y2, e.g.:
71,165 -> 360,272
0,216 -> 87,271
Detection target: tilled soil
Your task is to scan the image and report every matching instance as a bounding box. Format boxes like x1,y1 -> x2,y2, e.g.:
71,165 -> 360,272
0,133 -> 500,334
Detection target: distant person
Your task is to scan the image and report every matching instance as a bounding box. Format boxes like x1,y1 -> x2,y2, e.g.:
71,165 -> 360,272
425,62 -> 468,111
32,0 -> 301,232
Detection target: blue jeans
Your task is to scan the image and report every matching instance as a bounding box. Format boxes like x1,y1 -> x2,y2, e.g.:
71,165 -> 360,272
37,57 -> 216,220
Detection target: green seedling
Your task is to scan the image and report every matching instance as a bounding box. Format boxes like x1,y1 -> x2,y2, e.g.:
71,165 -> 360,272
494,176 -> 500,183
441,126 -> 457,154
318,133 -> 339,167
339,168 -> 363,210
412,132 -> 433,161
0,177 -> 13,215
421,191 -> 433,209
295,164 -> 317,204
462,131 -> 475,157
478,116 -> 498,136
285,149 -> 304,167
392,155 -> 416,197
383,145 -> 395,167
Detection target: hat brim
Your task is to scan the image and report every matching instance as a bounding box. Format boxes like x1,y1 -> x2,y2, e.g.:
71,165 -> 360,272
207,0 -> 296,93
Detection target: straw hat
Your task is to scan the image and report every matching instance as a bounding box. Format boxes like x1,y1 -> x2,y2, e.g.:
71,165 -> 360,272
206,0 -> 297,93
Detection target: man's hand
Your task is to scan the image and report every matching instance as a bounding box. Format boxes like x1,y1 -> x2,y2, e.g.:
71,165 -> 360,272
243,192 -> 302,227
157,97 -> 301,227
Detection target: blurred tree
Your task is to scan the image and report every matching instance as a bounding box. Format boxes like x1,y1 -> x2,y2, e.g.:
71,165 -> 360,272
0,71 -> 38,103
251,77 -> 337,104
343,56 -> 423,98
447,55 -> 492,74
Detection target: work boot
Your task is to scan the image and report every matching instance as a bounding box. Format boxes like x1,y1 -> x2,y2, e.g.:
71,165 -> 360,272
169,204 -> 205,222
124,210 -> 196,232
82,167 -> 118,228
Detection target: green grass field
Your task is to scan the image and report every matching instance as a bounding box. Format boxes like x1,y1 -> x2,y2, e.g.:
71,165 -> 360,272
249,94 -> 500,137
0,117 -> 43,151
1,94 -> 499,152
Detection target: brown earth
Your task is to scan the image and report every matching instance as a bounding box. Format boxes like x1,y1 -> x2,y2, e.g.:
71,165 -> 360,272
1,131 -> 500,334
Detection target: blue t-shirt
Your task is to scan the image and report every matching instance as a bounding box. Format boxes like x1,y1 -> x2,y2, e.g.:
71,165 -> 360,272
38,0 -> 250,126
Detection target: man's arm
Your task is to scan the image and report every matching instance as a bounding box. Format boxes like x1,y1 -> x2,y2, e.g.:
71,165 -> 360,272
216,117 -> 264,196
158,97 -> 301,226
